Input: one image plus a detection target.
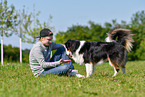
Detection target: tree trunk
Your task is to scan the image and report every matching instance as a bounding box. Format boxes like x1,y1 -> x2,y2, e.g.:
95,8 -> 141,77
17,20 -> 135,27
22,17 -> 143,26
20,37 -> 22,63
1,36 -> 3,65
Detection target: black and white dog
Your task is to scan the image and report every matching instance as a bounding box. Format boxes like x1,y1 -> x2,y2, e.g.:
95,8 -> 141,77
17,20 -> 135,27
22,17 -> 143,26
64,29 -> 134,77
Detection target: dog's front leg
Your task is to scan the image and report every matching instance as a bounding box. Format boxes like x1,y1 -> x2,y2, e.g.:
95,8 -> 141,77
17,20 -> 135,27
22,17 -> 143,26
85,63 -> 94,78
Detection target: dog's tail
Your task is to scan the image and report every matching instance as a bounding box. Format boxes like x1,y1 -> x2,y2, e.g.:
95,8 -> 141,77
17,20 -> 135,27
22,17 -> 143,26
106,28 -> 134,52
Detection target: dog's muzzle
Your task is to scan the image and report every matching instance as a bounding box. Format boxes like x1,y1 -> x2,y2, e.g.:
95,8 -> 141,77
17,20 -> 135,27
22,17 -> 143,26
63,45 -> 73,58
66,50 -> 73,58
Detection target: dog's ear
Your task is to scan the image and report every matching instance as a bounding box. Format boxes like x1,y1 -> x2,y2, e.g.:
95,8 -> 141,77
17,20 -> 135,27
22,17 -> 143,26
79,41 -> 90,54
67,39 -> 72,41
65,39 -> 76,51
65,40 -> 80,53
69,40 -> 79,52
65,39 -> 71,49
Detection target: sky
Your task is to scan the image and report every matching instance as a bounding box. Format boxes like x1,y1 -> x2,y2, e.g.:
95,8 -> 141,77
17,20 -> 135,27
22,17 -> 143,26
1,0 -> 145,50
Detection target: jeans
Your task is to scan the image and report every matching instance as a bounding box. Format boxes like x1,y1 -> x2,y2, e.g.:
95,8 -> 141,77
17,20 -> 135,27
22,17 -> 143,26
40,47 -> 77,77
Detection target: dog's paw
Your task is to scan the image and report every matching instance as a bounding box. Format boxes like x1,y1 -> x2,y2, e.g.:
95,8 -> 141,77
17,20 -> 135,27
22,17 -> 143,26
112,74 -> 117,77
76,74 -> 85,78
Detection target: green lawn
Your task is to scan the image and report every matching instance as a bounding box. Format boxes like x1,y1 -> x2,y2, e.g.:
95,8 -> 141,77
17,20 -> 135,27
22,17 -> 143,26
0,61 -> 145,97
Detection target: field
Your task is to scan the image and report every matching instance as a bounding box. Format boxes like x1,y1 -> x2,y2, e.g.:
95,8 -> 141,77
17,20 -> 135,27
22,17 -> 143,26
0,61 -> 145,97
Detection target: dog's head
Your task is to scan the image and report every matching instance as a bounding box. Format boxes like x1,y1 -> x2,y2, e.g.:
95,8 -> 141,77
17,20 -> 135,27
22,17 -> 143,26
64,39 -> 80,57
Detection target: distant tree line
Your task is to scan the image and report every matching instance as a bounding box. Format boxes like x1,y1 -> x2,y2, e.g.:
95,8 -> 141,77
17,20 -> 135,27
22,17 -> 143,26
0,44 -> 30,63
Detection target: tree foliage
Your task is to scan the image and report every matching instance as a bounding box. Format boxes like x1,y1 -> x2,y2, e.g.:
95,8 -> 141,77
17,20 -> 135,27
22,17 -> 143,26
14,6 -> 32,40
23,5 -> 54,43
55,22 -> 109,44
129,10 -> 145,60
0,0 -> 18,37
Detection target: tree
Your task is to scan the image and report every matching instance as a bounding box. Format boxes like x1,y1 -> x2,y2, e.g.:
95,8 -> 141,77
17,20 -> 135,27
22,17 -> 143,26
55,25 -> 90,44
130,10 -> 145,60
0,0 -> 18,65
15,4 -> 53,63
55,21 -> 108,44
14,6 -> 32,63
22,5 -> 54,44
88,21 -> 108,41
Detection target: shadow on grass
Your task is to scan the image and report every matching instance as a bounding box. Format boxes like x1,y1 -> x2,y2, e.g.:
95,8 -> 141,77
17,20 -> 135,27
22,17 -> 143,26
83,91 -> 98,96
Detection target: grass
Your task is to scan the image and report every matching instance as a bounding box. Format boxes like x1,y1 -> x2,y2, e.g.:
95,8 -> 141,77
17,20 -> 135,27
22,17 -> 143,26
0,61 -> 145,97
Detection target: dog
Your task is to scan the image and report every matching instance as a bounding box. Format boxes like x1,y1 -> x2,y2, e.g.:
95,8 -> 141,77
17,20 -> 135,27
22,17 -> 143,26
64,28 -> 134,77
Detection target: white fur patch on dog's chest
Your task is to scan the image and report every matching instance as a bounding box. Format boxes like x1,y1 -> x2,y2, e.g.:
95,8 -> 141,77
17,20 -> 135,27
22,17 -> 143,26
72,41 -> 85,65
72,54 -> 84,65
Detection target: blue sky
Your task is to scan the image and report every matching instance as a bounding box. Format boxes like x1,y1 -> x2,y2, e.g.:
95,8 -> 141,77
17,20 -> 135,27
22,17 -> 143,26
1,0 -> 145,49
